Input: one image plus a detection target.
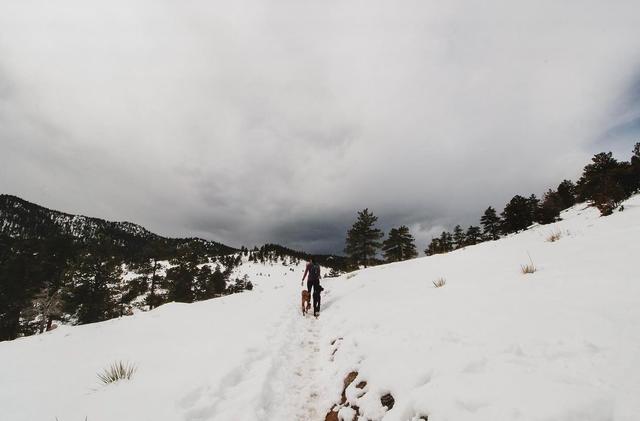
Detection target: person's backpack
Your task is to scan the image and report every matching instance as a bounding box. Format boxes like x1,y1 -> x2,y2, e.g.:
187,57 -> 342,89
309,263 -> 320,281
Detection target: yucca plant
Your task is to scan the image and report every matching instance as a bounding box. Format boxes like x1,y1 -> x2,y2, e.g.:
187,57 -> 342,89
97,361 -> 137,385
432,277 -> 446,288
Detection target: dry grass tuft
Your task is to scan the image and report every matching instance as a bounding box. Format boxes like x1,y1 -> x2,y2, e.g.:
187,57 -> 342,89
97,361 -> 137,385
521,252 -> 537,274
432,278 -> 446,288
521,264 -> 536,274
546,231 -> 562,242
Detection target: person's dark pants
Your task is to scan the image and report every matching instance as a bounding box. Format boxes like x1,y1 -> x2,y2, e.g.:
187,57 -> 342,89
307,279 -> 321,314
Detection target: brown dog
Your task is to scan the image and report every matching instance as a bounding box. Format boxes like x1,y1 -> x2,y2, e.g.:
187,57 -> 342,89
301,290 -> 311,315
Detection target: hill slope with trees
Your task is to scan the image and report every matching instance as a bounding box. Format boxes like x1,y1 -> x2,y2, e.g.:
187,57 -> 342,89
0,195 -> 344,341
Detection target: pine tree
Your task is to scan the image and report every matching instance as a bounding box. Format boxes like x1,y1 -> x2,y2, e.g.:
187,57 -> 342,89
194,265 -> 214,300
166,259 -> 196,303
556,180 -> 576,209
439,231 -> 454,252
629,142 -> 640,193
593,176 -> 626,215
465,225 -> 483,246
501,195 -> 532,233
0,235 -> 76,339
424,238 -> 441,256
382,225 -> 418,262
576,152 -> 623,202
536,189 -> 563,224
480,206 -> 501,240
65,249 -> 123,324
344,209 -> 384,267
527,194 -> 540,224
452,225 -> 466,249
138,246 -> 164,310
212,265 -> 226,296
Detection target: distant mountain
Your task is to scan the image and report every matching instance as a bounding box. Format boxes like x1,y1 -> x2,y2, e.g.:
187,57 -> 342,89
0,194 -> 235,256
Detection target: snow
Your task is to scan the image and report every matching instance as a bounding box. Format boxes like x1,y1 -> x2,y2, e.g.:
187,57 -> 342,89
1,196 -> 640,421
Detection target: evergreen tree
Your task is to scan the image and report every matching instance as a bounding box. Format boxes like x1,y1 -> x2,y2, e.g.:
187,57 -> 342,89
212,265 -> 227,296
465,225 -> 483,246
382,225 -> 418,262
0,234 -> 75,339
424,238 -> 441,256
194,265 -> 214,300
64,249 -> 123,324
424,231 -> 454,255
166,259 -> 196,303
344,208 -> 384,267
452,225 -> 466,249
556,180 -> 577,209
527,194 -> 540,223
501,195 -> 532,233
145,257 -> 164,310
480,206 -> 501,240
536,189 -> 563,224
139,242 -> 165,310
593,176 -> 626,215
0,239 -> 45,339
628,142 -> 640,193
439,231 -> 454,252
576,152 -> 624,203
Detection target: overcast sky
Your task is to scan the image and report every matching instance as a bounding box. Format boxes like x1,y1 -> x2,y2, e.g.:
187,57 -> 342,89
1,1 -> 640,253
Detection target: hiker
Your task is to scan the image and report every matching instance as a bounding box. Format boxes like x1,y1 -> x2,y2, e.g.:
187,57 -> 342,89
302,258 -> 322,317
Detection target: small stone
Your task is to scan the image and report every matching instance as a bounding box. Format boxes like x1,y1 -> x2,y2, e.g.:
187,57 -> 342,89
344,371 -> 358,389
381,393 -> 395,409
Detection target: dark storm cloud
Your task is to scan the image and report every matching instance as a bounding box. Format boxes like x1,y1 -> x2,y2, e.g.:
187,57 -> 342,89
1,1 -> 640,253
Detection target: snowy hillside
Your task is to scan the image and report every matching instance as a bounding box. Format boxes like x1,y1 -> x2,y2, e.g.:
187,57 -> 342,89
1,196 -> 639,421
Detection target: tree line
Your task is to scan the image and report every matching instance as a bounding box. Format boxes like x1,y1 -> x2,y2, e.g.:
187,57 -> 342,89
344,143 -> 640,266
0,233 -> 254,341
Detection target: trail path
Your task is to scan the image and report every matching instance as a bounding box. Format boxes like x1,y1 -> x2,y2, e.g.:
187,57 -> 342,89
180,282 -> 326,421
260,307 -> 323,420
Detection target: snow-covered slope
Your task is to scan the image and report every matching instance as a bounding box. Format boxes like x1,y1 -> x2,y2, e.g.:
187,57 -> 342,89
1,197 -> 639,421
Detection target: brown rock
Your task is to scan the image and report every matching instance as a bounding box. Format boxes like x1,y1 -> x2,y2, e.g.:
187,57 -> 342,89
380,393 -> 395,410
340,371 -> 359,404
325,410 -> 339,421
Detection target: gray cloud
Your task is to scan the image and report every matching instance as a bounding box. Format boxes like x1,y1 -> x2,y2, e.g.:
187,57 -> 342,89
1,0 -> 640,253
